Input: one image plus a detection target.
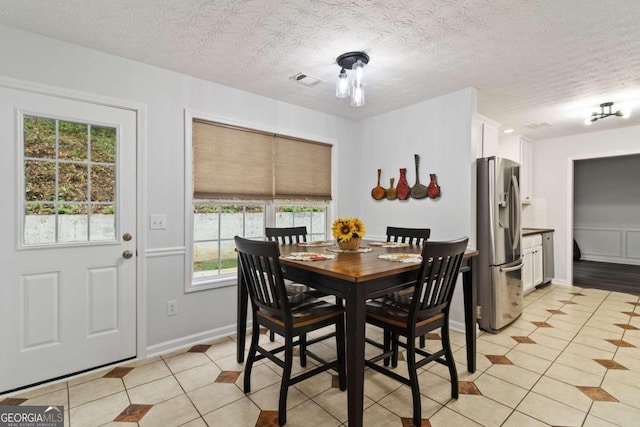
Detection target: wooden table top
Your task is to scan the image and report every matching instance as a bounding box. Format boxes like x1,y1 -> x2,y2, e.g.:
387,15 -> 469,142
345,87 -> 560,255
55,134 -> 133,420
278,241 -> 478,283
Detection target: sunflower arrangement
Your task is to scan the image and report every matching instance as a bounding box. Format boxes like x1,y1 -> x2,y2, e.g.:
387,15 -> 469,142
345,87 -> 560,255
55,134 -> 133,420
332,217 -> 366,242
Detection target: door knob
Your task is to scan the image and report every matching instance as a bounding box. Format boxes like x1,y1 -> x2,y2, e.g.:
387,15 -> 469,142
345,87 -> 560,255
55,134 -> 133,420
123,250 -> 133,259
123,233 -> 133,241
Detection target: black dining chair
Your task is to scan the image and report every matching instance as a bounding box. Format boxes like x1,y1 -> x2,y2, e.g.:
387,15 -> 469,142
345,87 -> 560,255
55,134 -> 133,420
386,226 -> 432,348
364,237 -> 468,427
264,226 -> 334,365
386,226 -> 431,246
235,236 -> 346,426
265,226 -> 308,245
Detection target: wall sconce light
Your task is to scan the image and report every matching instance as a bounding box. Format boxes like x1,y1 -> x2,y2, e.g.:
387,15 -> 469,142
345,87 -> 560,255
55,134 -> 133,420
584,102 -> 630,125
336,52 -> 369,107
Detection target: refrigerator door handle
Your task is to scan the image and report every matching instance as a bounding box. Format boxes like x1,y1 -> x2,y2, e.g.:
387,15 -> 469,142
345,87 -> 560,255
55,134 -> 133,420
510,175 -> 521,250
500,260 -> 523,272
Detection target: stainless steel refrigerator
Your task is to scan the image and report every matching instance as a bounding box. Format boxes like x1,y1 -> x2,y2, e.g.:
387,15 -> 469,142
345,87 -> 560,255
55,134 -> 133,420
477,156 -> 523,333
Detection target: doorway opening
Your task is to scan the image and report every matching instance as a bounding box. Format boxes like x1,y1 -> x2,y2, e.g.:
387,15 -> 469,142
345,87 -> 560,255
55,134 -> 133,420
572,153 -> 640,294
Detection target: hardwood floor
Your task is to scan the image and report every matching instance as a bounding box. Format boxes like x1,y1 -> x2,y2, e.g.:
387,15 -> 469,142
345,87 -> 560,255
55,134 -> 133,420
573,260 -> 640,295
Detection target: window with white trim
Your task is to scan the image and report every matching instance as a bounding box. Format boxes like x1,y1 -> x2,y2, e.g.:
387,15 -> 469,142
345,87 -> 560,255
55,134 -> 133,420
187,117 -> 332,291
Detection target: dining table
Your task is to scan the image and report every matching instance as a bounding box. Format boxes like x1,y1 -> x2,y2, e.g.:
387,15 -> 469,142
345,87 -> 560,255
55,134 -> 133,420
236,240 -> 479,427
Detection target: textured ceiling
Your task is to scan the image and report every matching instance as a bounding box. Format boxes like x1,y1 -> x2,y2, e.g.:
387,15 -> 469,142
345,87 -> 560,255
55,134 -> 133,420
1,0 -> 639,140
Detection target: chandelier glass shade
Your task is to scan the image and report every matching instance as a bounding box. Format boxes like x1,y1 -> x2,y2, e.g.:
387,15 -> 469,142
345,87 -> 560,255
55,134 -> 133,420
336,52 -> 369,107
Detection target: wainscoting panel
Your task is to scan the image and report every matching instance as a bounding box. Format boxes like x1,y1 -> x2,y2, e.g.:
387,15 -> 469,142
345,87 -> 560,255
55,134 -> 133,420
574,225 -> 640,266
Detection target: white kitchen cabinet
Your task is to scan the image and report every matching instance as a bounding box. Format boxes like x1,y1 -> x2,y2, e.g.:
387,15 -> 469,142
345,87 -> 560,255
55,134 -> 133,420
474,114 -> 500,158
499,134 -> 533,203
522,234 -> 543,294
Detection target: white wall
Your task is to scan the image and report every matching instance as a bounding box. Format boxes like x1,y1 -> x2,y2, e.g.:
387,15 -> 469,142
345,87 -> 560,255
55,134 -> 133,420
355,88 -> 477,244
354,88 -> 477,328
0,23 -> 477,352
533,125 -> 640,284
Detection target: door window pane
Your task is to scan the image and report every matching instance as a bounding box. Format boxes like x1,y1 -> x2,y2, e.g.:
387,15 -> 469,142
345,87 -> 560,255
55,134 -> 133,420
22,115 -> 118,246
58,121 -> 88,161
24,116 -> 56,158
91,126 -> 116,163
25,160 -> 56,201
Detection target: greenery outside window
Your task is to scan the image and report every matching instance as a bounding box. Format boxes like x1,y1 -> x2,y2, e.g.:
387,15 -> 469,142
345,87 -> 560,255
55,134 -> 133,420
192,202 -> 328,284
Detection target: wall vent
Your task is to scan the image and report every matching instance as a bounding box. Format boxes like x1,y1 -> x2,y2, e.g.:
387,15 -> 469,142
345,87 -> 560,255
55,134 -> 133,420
525,122 -> 552,129
290,73 -> 322,87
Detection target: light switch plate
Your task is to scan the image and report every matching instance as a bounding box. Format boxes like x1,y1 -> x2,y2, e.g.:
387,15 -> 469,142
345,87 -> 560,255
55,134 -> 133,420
150,214 -> 166,230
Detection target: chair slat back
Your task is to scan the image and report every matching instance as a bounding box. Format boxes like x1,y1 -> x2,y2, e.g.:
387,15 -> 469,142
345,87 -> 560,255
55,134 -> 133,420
410,238 -> 468,321
235,236 -> 290,321
386,226 -> 431,246
265,226 -> 308,244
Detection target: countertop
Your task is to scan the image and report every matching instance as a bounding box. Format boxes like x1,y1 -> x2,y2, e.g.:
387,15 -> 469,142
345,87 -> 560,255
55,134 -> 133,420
523,228 -> 555,236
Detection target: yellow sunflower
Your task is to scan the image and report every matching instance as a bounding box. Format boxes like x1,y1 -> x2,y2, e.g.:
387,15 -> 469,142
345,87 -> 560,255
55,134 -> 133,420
351,218 -> 366,237
332,217 -> 366,241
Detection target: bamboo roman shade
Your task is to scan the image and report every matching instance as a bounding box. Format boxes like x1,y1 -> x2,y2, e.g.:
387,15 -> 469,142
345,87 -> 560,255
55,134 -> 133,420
193,120 -> 332,200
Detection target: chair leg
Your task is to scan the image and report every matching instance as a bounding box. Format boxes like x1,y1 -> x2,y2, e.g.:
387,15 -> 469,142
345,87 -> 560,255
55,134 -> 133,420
391,332 -> 399,368
383,330 -> 391,367
270,330 -> 276,342
406,335 -> 422,427
335,316 -> 347,391
279,335 -> 294,426
299,333 -> 307,367
442,325 -> 459,399
419,334 -> 426,348
244,317 -> 260,393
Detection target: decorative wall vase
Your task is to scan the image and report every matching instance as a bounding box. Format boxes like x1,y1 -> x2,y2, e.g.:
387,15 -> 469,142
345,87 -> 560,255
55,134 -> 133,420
410,154 -> 428,199
385,177 -> 397,200
371,168 -> 385,200
396,168 -> 410,200
427,173 -> 441,199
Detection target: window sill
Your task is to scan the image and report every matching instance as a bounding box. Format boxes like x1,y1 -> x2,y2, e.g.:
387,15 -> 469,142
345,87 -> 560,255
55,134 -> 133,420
186,274 -> 238,293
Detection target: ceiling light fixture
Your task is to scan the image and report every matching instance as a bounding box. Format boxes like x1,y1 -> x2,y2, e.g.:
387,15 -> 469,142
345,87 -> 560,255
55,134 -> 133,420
584,102 -> 630,125
336,52 -> 369,107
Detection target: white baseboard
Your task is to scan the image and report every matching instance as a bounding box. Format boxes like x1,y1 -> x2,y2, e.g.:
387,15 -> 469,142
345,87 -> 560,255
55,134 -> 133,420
146,323 -> 249,358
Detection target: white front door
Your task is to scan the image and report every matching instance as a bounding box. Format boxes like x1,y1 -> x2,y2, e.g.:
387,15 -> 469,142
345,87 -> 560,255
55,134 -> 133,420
0,86 -> 137,392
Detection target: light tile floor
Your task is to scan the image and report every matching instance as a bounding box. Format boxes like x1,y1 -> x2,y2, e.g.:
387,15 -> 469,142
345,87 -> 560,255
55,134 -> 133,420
2,284 -> 640,426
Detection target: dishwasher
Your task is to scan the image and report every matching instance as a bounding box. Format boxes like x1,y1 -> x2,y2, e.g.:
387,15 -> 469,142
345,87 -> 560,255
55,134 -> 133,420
541,232 -> 554,285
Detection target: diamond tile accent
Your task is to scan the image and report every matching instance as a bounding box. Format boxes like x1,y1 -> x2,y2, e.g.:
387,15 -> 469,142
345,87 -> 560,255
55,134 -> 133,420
486,355 -> 513,365
559,300 -> 577,304
188,344 -> 211,353
401,417 -> 432,427
259,327 -> 269,335
626,302 -> 640,306
621,311 -> 640,317
615,323 -> 640,330
512,336 -> 537,344
215,371 -> 241,383
397,351 -> 405,362
458,381 -> 482,395
0,398 -> 28,405
292,348 -> 300,357
114,403 -> 153,422
103,367 -> 134,378
255,410 -> 279,426
531,321 -> 553,328
576,386 -> 618,402
424,333 -> 441,340
331,375 -> 341,389
593,359 -> 628,370
569,292 -> 586,296
546,309 -> 566,315
605,339 -> 636,348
